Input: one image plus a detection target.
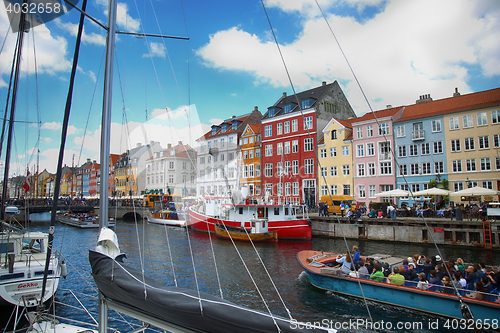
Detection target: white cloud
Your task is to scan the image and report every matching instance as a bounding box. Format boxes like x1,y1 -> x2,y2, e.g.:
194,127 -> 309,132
197,0 -> 500,114
41,122 -> 78,135
208,118 -> 224,125
143,42 -> 166,58
96,1 -> 141,32
54,19 -> 106,46
77,66 -> 98,82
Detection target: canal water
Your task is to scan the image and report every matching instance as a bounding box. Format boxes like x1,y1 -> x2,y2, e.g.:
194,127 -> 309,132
4,217 -> 499,332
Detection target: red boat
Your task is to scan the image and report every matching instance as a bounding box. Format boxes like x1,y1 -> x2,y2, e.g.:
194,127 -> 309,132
188,196 -> 312,239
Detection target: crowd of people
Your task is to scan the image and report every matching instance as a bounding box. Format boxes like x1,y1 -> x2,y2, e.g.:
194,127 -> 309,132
327,248 -> 500,302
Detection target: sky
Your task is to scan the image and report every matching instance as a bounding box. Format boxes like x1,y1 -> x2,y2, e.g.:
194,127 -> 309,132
0,0 -> 499,177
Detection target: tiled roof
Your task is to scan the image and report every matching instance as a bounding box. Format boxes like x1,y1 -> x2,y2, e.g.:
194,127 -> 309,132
146,143 -> 195,161
396,87 -> 500,122
248,123 -> 261,134
350,106 -> 403,124
197,115 -> 250,141
334,117 -> 352,129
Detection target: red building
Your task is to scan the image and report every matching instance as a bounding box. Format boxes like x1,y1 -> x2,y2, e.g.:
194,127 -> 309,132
89,163 -> 100,196
261,81 -> 355,207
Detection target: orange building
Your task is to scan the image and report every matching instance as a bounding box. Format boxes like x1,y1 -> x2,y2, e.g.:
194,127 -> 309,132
239,123 -> 262,198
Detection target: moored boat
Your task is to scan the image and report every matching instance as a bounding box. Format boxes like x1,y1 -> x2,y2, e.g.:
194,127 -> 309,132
189,196 -> 311,239
297,250 -> 500,322
57,212 -> 115,228
214,219 -> 278,242
147,210 -> 187,227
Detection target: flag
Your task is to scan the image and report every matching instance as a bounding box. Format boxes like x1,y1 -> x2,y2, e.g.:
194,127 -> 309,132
23,168 -> 30,193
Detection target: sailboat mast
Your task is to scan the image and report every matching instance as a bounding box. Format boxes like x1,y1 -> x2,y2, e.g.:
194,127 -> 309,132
99,0 -> 118,229
0,4 -> 27,221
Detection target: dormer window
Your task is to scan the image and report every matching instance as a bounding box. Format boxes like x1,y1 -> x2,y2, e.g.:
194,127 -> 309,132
331,130 -> 337,139
284,103 -> 297,114
301,98 -> 315,109
211,125 -> 220,135
221,123 -> 229,132
231,120 -> 241,130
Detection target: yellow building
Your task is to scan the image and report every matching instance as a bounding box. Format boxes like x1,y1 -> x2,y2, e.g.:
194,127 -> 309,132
443,96 -> 500,200
239,123 -> 261,198
318,117 -> 353,199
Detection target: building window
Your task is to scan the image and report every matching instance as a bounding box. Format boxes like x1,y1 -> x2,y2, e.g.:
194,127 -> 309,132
366,125 -> 373,137
396,125 -> 405,137
285,183 -> 291,196
410,163 -> 419,175
265,163 -> 273,177
284,121 -> 290,133
255,149 -> 260,158
367,143 -> 375,156
277,123 -> 283,135
264,125 -> 272,137
358,185 -> 366,199
330,166 -> 337,176
466,159 -> 476,172
398,145 -> 406,158
243,151 -> 248,159
342,165 -> 350,176
477,112 -> 487,126
379,123 -> 390,135
380,162 -> 392,175
265,144 -> 273,157
249,150 -> 253,159
321,167 -> 327,177
169,161 -> 174,170
411,184 -> 420,193
493,134 -> 499,148
320,149 -> 327,158
265,183 -> 273,195
368,163 -> 376,176
304,159 -> 314,174
462,114 -> 473,128
431,119 -> 442,132
285,161 -> 291,175
435,161 -> 444,174
277,142 -> 283,155
482,181 -> 493,189
292,160 -> 299,175
497,157 -> 500,170
304,116 -> 313,130
433,141 -> 443,154
449,117 -> 459,130
293,182 -> 299,196
321,185 -> 328,196
421,142 -> 430,155
409,144 -> 418,156
422,162 -> 431,174
492,110 -> 500,124
369,185 -> 376,198
256,164 -> 260,177
478,136 -> 489,149
292,140 -> 298,153
464,137 -> 474,150
357,164 -> 365,177
343,185 -> 350,196
450,139 -> 461,152
342,146 -> 349,156
243,165 -> 248,178
249,164 -> 254,177
480,158 -> 491,171
357,144 -> 364,157
454,182 -> 463,192
331,130 -> 337,139
399,164 -> 407,176
330,147 -> 337,157
304,138 -> 314,152
330,185 -> 338,195
356,127 -> 363,139
169,175 -> 174,183
452,160 -> 462,173
292,119 -> 298,132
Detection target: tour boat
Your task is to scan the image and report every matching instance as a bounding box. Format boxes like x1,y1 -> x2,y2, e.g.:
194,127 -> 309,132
214,219 -> 278,242
147,209 -> 187,227
297,250 -> 500,322
57,212 -> 115,229
189,196 -> 312,239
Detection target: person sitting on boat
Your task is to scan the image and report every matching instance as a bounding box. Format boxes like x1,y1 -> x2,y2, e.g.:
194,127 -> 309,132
358,260 -> 370,279
335,253 -> 353,274
406,263 -> 418,281
465,265 -> 478,289
435,264 -> 446,280
455,271 -> 467,289
467,281 -> 486,300
416,273 -> 429,290
456,258 -> 466,275
451,272 -> 463,290
481,276 -> 496,294
415,255 -> 424,273
440,276 -> 455,294
365,259 -> 375,274
423,257 -> 433,278
387,266 -> 405,286
428,270 -> 441,285
370,264 -> 385,282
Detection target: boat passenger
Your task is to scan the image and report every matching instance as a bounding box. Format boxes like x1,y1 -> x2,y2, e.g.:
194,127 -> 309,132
358,261 -> 370,279
467,281 -> 486,300
441,276 -> 454,294
465,266 -> 478,289
416,273 -> 429,290
402,259 -> 409,272
406,263 -> 418,281
370,264 -> 385,282
365,259 -> 375,274
352,246 -> 360,268
428,270 -> 440,285
387,267 -> 405,286
435,264 -> 446,279
481,276 -> 496,293
423,258 -> 433,278
456,258 -> 466,275
486,266 -> 499,286
335,254 -> 353,273
415,255 -> 424,273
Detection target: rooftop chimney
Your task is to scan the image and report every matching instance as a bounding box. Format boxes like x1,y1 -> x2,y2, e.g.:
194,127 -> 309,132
167,143 -> 172,149
322,81 -> 326,86
453,87 -> 460,97
386,105 -> 392,109
254,106 -> 258,112
283,92 -> 287,98
136,143 -> 141,147
416,94 -> 433,104
178,141 -> 183,145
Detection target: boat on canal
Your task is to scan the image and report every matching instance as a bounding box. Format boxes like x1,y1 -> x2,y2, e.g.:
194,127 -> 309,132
189,194 -> 312,239
214,219 -> 278,242
297,250 -> 500,322
57,212 -> 115,229
147,209 -> 187,227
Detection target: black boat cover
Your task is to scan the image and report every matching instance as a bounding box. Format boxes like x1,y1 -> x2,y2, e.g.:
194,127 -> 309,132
89,250 -> 332,333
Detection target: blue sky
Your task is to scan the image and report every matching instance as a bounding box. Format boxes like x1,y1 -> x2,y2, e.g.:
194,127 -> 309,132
0,0 -> 499,175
